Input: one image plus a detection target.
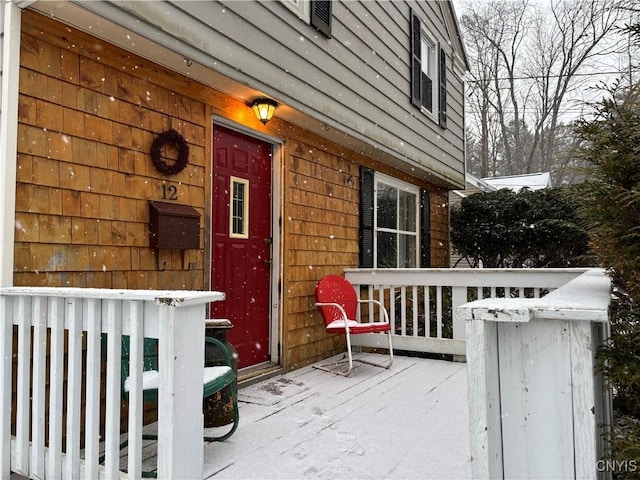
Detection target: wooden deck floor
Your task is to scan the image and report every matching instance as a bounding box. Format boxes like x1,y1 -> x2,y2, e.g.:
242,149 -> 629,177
202,353 -> 471,479
10,354 -> 470,479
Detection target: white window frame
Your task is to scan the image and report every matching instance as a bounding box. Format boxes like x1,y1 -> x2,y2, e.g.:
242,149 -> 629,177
229,176 -> 249,239
420,28 -> 439,119
282,0 -> 310,23
373,173 -> 420,268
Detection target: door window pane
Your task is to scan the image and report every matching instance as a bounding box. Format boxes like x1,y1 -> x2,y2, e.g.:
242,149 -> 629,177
230,177 -> 249,238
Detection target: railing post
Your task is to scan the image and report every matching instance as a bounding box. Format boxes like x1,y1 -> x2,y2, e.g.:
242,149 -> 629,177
65,298 -> 83,479
451,286 -> 467,362
157,302 -> 205,479
15,297 -> 31,475
84,298 -> 102,479
0,296 -> 12,478
32,297 -> 47,478
460,269 -> 611,479
46,297 -> 65,478
127,301 -> 145,480
463,314 -> 504,479
104,299 -> 122,479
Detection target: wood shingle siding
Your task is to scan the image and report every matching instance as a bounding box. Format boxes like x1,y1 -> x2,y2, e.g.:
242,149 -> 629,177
17,11 -> 207,289
284,138 -> 360,367
16,9 -> 451,370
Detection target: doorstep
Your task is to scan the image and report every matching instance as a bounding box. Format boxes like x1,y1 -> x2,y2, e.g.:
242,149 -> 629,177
237,362 -> 283,389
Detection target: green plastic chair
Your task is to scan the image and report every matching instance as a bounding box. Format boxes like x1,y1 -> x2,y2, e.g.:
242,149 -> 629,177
115,336 -> 239,477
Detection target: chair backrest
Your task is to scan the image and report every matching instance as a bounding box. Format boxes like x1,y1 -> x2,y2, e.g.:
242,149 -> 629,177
315,275 -> 358,326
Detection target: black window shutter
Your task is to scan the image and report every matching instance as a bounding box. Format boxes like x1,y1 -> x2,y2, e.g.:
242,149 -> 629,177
410,11 -> 422,108
439,47 -> 447,128
311,0 -> 332,38
359,167 -> 374,268
420,189 -> 431,267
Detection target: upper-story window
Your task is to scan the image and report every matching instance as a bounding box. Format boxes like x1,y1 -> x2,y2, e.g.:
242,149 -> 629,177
420,30 -> 438,115
411,10 -> 447,128
282,0 -> 332,38
283,0 -> 310,22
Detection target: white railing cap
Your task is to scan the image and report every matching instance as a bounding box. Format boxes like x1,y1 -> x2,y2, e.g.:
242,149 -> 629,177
459,268 -> 611,324
0,287 -> 225,306
345,267 -> 589,289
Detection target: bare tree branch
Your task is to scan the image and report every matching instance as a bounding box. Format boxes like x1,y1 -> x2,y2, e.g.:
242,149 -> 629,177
461,0 -> 628,184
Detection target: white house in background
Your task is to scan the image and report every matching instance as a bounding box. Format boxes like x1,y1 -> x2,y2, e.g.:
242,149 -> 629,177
481,172 -> 551,192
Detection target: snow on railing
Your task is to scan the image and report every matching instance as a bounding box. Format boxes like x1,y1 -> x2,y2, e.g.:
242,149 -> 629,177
345,268 -> 589,357
458,268 -> 612,478
0,287 -> 224,480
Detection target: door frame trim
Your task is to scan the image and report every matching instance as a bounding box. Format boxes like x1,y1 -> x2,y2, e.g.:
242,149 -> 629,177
210,116 -> 283,367
212,115 -> 283,145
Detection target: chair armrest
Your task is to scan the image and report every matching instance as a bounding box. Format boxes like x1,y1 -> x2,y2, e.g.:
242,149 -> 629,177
315,302 -> 352,333
356,299 -> 390,323
205,336 -> 233,367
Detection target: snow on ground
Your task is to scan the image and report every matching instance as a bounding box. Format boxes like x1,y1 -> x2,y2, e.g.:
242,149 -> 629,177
202,354 -> 471,479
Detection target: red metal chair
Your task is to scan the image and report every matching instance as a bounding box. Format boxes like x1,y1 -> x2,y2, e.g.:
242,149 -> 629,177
315,274 -> 393,376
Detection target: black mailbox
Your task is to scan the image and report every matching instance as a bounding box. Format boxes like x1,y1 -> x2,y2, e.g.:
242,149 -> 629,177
149,201 -> 200,249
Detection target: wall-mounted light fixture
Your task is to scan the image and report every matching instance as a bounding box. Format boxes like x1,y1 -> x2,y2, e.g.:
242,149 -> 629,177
250,98 -> 278,125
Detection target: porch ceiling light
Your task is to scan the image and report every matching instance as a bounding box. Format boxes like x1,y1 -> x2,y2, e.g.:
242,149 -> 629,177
250,98 -> 278,125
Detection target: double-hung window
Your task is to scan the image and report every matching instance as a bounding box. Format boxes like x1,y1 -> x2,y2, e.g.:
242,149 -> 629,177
375,175 -> 419,268
283,0 -> 310,23
411,10 -> 447,128
420,31 -> 437,115
359,168 -> 431,269
282,0 -> 332,37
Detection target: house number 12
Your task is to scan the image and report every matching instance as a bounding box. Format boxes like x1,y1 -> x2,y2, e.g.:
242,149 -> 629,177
162,184 -> 178,200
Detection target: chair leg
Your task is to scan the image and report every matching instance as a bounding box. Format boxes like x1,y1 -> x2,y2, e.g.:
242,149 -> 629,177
314,330 -> 393,376
356,330 -> 393,370
203,382 -> 239,442
312,333 -> 355,377
312,355 -> 352,376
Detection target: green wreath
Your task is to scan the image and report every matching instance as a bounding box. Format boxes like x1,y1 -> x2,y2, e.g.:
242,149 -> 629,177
150,129 -> 189,176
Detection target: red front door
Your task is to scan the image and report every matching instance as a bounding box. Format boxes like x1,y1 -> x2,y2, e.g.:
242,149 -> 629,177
211,125 -> 272,369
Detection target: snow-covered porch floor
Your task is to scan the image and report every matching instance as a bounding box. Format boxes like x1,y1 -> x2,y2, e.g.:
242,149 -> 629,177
203,353 -> 471,479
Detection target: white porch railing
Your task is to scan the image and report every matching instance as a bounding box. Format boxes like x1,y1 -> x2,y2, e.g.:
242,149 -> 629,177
458,268 -> 612,478
0,287 -> 224,480
345,268 -> 589,357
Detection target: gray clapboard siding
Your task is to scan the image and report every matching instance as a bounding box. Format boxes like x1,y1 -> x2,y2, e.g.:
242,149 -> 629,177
231,0 -> 464,181
106,0 -> 465,187
337,0 -> 465,172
